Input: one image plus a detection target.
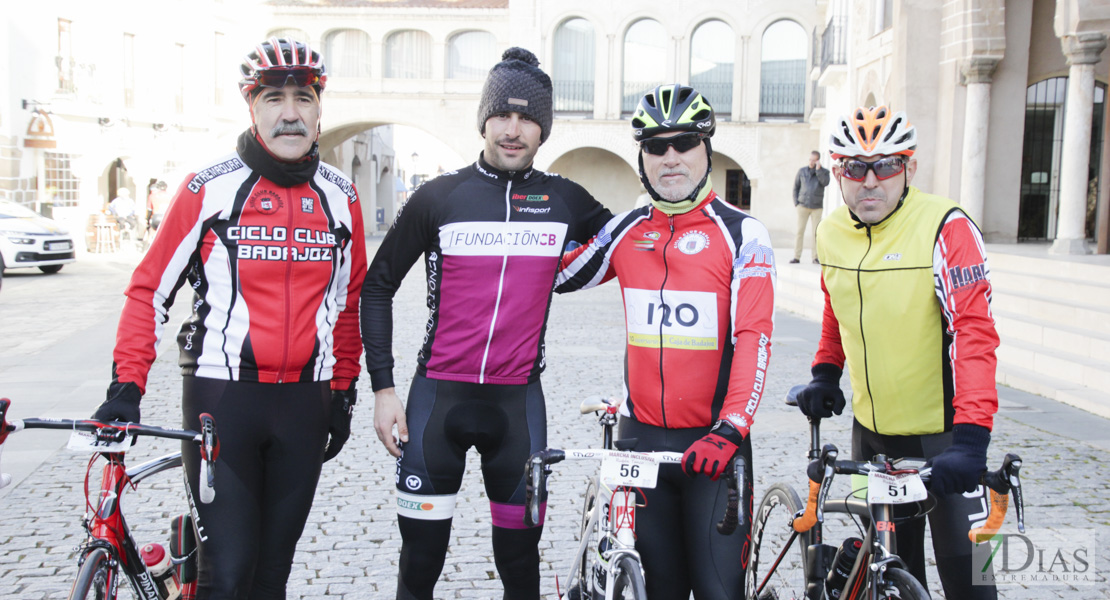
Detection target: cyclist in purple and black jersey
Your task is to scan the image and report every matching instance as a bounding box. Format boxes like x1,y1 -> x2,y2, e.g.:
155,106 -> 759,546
360,48 -> 611,600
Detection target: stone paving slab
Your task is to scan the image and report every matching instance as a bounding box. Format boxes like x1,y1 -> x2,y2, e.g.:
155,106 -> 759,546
0,242 -> 1107,598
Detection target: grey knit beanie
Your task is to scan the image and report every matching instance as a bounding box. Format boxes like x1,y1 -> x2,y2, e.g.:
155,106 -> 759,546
477,47 -> 553,143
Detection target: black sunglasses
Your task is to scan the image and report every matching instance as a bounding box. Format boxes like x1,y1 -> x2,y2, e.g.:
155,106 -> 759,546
640,133 -> 707,156
840,156 -> 906,181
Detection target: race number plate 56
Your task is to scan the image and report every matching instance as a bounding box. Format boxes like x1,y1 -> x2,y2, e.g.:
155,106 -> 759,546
867,471 -> 927,504
600,453 -> 661,489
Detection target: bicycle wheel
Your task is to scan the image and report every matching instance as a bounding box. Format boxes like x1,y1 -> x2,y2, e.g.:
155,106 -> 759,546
566,479 -> 599,599
746,483 -> 808,600
67,548 -> 118,600
610,555 -> 647,600
877,567 -> 931,600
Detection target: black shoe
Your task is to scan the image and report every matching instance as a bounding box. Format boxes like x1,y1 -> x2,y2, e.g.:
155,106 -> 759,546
789,258 -> 800,264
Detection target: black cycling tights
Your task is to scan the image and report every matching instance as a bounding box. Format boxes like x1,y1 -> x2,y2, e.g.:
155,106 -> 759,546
394,374 -> 547,600
181,376 -> 330,600
852,420 -> 998,600
618,418 -> 753,600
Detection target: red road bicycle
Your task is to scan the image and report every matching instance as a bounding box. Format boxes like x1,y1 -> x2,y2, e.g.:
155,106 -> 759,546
0,398 -> 219,600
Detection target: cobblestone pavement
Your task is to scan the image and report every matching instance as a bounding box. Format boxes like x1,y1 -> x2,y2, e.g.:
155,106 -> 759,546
1,242 -> 1107,599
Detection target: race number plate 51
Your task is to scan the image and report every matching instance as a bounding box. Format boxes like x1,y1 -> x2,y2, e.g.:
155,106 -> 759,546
600,452 -> 661,489
867,471 -> 927,504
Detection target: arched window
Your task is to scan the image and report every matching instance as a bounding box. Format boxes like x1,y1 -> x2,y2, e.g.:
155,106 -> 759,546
385,30 -> 432,79
622,19 -> 666,114
690,20 -> 735,117
1018,77 -> 1106,240
553,18 -> 595,113
325,29 -> 371,78
447,31 -> 496,79
759,20 -> 808,120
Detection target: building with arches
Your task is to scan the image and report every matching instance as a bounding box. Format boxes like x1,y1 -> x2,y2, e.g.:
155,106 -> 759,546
2,1 -> 1108,255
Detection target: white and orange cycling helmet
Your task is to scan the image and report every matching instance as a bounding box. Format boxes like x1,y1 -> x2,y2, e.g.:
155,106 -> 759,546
829,106 -> 916,160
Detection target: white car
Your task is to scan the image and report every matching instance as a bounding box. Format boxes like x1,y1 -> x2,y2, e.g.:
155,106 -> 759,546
0,199 -> 77,275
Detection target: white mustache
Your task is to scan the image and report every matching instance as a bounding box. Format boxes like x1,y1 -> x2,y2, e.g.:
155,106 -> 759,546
271,121 -> 309,137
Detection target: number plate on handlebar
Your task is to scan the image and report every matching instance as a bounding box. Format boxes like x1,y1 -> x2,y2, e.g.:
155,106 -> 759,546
600,452 -> 660,489
67,429 -> 132,453
867,471 -> 927,504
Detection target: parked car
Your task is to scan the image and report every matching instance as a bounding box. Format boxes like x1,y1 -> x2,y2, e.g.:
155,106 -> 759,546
0,199 -> 77,274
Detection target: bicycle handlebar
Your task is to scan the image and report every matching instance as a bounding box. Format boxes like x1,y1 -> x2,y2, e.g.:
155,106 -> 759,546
790,441 -> 1024,540
522,448 -> 745,534
0,398 -> 221,503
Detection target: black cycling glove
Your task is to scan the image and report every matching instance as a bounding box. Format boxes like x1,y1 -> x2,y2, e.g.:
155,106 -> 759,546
93,381 -> 142,424
928,424 -> 991,495
796,363 -> 846,419
323,379 -> 357,463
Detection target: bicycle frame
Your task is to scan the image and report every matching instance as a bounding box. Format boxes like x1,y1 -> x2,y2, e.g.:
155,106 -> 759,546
0,398 -> 220,600
80,452 -> 186,600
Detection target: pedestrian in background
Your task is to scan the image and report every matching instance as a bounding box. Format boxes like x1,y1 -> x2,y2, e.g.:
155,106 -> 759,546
792,150 -> 829,264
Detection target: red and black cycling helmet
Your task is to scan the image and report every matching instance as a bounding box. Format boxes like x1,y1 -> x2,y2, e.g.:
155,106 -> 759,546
239,37 -> 327,102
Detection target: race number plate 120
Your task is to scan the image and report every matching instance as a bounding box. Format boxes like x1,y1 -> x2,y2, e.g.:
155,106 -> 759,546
867,471 -> 927,505
600,452 -> 661,489
67,430 -> 132,453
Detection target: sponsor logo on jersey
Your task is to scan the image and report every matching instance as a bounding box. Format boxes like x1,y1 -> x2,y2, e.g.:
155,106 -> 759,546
633,240 -> 654,252
735,239 -> 775,279
512,194 -> 550,202
624,288 -> 718,350
406,475 -> 422,490
724,413 -> 748,430
884,253 -> 902,261
187,158 -> 244,193
316,164 -> 357,199
396,491 -> 456,521
949,262 -> 988,293
301,197 -> 314,213
644,231 -> 661,240
675,230 -> 710,255
512,205 -> 552,215
439,221 -> 568,257
250,190 -> 283,215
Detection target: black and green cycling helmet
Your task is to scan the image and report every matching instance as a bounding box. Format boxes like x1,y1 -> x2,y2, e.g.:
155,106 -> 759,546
631,84 -> 716,142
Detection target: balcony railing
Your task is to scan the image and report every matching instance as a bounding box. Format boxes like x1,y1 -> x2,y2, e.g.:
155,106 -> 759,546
622,80 -> 664,114
821,16 -> 848,73
689,79 -> 733,117
760,83 -> 806,120
554,79 -> 594,113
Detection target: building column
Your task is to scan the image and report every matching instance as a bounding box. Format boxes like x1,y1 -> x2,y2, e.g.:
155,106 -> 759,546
1052,32 -> 1107,255
958,57 -> 1000,227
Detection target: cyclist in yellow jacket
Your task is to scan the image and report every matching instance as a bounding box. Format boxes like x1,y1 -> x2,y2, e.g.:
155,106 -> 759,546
796,106 -> 999,599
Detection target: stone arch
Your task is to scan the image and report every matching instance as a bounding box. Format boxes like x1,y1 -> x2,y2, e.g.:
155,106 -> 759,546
548,147 -> 641,213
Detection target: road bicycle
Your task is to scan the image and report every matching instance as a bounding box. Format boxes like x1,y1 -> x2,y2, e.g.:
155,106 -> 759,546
745,386 -> 1025,600
0,398 -> 220,600
523,396 -> 744,600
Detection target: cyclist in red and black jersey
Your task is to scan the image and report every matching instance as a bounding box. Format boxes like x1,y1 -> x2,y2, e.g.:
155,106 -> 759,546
92,38 -> 366,600
557,84 -> 776,600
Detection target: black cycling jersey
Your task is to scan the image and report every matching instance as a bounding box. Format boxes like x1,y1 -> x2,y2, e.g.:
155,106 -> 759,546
852,420 -> 997,600
618,418 -> 753,600
180,376 -> 330,600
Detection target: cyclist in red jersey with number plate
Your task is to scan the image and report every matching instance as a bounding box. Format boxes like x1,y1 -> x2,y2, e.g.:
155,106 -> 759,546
557,84 -> 776,600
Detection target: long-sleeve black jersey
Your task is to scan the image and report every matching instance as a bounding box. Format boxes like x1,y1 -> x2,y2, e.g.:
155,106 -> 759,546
361,154 -> 612,391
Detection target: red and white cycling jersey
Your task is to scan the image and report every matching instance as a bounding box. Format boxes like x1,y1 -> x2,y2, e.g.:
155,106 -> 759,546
113,152 -> 366,392
556,192 -> 776,434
